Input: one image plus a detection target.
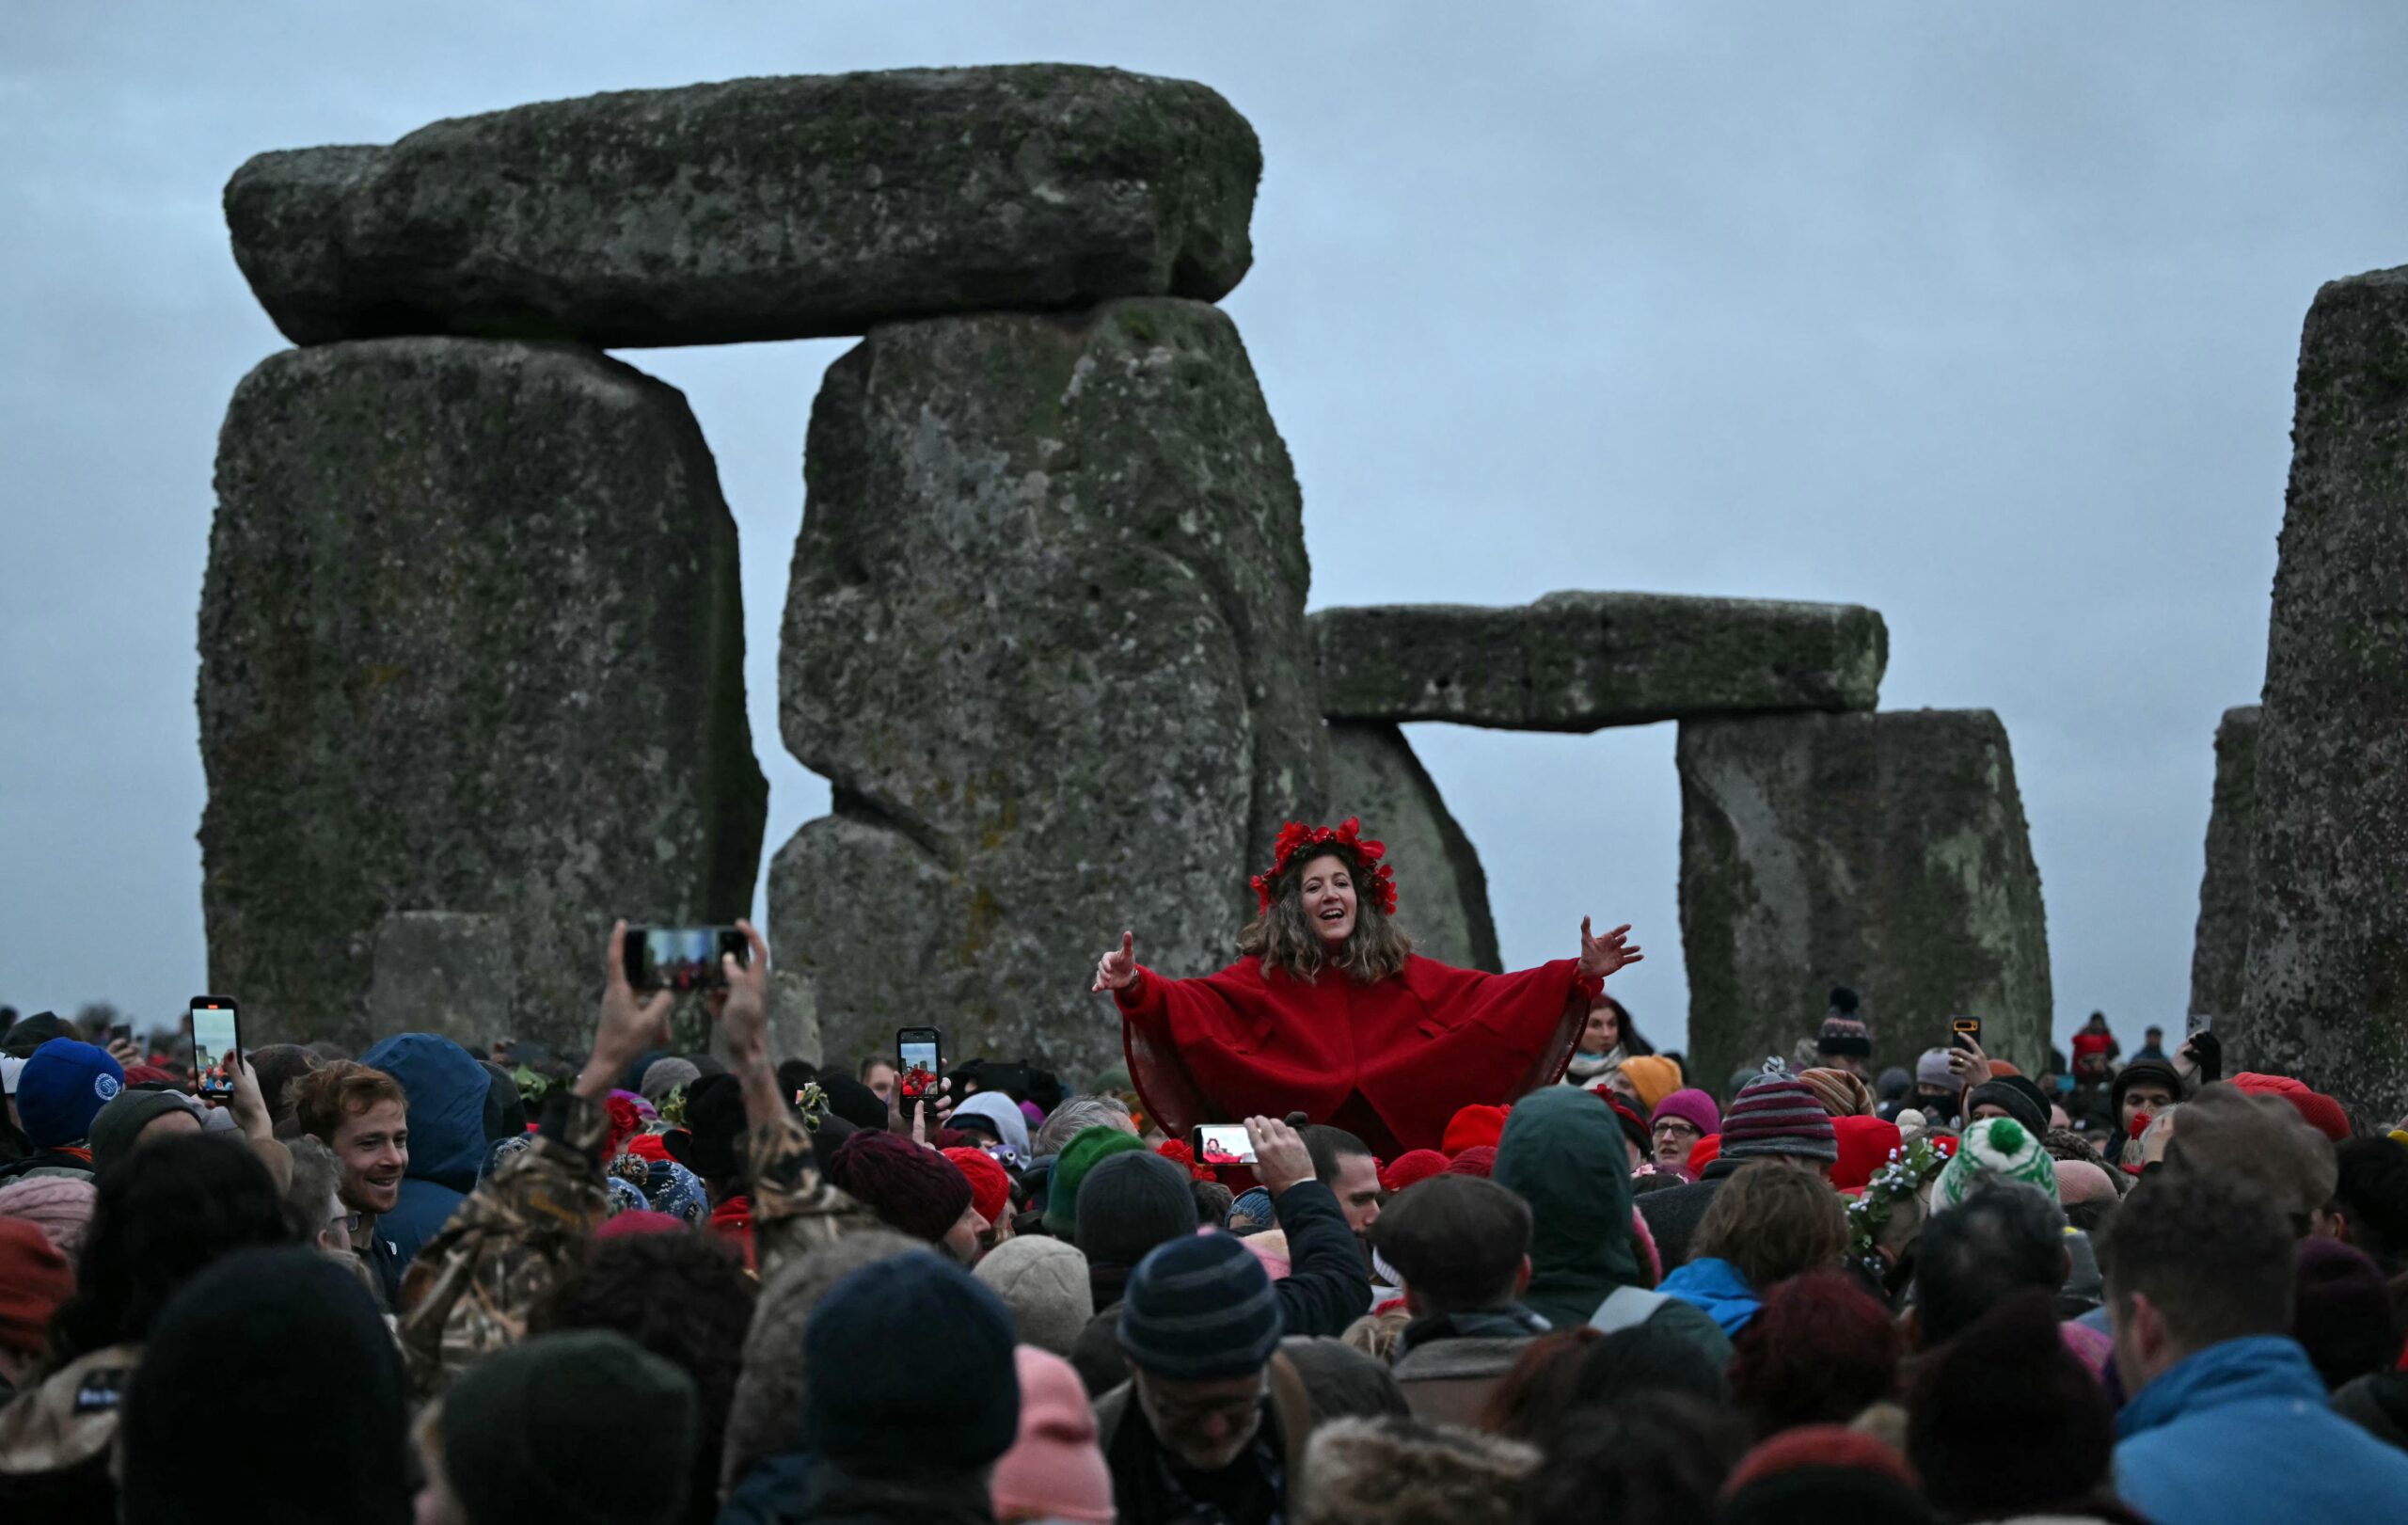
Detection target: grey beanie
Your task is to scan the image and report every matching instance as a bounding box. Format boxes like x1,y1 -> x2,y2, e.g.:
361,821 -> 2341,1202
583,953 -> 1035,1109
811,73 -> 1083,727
639,1056 -> 701,1106
973,1235 -> 1096,1358
1118,1230 -> 1284,1380
89,1088 -> 204,1172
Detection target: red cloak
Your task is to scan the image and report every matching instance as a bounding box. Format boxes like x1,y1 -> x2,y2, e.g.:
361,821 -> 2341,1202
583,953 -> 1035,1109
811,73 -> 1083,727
1116,953 -> 1600,1160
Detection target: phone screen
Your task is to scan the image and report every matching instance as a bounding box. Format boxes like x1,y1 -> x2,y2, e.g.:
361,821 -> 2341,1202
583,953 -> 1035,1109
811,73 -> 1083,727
1195,1123 -> 1256,1167
896,1030 -> 941,1104
191,998 -> 240,1098
626,926 -> 745,992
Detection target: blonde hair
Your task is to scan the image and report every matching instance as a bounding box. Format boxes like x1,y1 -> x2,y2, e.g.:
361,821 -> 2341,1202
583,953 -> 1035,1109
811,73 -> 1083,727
1237,849 -> 1412,983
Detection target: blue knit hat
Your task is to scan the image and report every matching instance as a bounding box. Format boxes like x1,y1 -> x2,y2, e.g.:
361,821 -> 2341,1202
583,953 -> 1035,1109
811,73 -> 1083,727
1117,1229 -> 1284,1380
17,1039 -> 124,1148
804,1251 -> 1019,1470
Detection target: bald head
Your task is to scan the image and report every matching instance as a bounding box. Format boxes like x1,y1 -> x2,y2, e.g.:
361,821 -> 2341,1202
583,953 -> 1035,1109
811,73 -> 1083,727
2053,1158 -> 2118,1205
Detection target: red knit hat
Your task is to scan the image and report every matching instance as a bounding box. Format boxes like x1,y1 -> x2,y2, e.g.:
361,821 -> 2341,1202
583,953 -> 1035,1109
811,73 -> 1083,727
2233,1072 -> 2353,1142
1725,1425 -> 1919,1497
594,1210 -> 687,1240
1380,1149 -> 1450,1194
1832,1115 -> 1905,1192
0,1217 -> 72,1355
1443,1104 -> 1510,1155
828,1131 -> 974,1243
944,1147 -> 1014,1226
1445,1145 -> 1497,1178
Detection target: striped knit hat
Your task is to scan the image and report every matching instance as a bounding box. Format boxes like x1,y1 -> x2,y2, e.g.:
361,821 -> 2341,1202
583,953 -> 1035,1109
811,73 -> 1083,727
1118,1230 -> 1284,1380
1798,1068 -> 1875,1119
1720,1064 -> 1839,1164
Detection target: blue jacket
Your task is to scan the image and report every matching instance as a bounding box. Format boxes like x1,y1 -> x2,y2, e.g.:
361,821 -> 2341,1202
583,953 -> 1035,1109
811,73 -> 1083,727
2115,1335 -> 2408,1522
357,1034 -> 494,1266
1657,1256 -> 1762,1337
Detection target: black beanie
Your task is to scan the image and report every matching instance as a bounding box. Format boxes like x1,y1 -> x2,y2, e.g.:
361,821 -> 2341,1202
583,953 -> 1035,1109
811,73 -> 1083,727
1965,1076 -> 2049,1137
443,1330 -> 699,1525
1119,1230 -> 1284,1380
121,1247 -> 410,1525
1074,1151 -> 1198,1269
665,1072 -> 747,1182
821,1072 -> 891,1133
805,1251 -> 1019,1470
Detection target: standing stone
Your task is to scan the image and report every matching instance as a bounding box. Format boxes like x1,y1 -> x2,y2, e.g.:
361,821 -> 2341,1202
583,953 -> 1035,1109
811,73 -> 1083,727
1312,593 -> 1887,731
366,912 -> 515,1053
2188,707 -> 2259,1032
201,338 -> 767,1052
225,66 -> 1260,349
1678,709 -> 2052,1088
776,297 -> 1323,1079
1323,722 -> 1500,972
2243,266 -> 2408,1114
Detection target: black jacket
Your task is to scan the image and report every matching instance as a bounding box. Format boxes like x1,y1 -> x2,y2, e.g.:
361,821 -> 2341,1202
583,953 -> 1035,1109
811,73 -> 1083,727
1634,1157 -> 1740,1272
1069,1179 -> 1371,1395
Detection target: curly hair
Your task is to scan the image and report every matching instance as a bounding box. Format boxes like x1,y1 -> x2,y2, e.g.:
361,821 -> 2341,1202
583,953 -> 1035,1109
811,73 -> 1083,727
1691,1162 -> 1849,1290
1237,846 -> 1413,983
288,1060 -> 407,1145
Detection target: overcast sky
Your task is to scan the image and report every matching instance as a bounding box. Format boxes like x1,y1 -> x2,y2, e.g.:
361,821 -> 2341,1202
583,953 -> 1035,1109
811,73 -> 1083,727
6,2 -> 2405,1059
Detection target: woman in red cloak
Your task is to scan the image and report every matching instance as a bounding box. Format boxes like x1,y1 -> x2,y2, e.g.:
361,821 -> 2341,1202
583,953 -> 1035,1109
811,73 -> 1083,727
1092,818 -> 1643,1159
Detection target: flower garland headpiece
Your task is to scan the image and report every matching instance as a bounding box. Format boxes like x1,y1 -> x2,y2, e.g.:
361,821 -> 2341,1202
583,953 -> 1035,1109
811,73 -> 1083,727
1250,817 -> 1399,916
1846,1136 -> 1949,1280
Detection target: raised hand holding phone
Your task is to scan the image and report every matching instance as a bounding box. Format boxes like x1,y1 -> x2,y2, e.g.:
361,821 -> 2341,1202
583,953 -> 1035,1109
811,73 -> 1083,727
578,921 -> 675,1102
1245,1115 -> 1315,1197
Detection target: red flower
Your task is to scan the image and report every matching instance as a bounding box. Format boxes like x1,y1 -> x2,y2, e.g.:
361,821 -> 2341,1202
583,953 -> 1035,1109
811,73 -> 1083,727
1156,1137 -> 1216,1183
1250,816 -> 1400,916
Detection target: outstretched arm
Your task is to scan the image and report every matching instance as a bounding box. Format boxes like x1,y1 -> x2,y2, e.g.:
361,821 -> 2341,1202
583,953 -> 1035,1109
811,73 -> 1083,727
718,921 -> 866,1279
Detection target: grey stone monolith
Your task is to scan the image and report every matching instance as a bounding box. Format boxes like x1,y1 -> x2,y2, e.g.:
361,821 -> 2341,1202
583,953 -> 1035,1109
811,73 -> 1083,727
1678,708 -> 2052,1088
775,297 -> 1323,1078
226,66 -> 1259,349
1311,592 -> 1886,732
200,338 -> 767,1051
1323,721 -> 1500,972
2188,706 -> 2259,1033
2242,265 -> 2408,1114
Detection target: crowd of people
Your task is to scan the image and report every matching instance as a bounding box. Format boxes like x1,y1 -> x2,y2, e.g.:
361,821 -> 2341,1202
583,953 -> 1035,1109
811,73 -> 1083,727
4,940 -> 2408,1522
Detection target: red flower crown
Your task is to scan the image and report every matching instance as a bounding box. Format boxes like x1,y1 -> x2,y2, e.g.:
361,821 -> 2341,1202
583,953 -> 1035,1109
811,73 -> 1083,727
1249,817 -> 1399,916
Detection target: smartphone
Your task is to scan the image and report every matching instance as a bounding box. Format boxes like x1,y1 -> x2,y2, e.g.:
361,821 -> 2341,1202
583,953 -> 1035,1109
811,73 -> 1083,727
1951,1016 -> 1982,1053
108,1023 -> 134,1045
190,996 -> 241,1099
896,1027 -> 942,1110
623,926 -> 747,992
1194,1123 -> 1257,1167
2186,1011 -> 2212,1038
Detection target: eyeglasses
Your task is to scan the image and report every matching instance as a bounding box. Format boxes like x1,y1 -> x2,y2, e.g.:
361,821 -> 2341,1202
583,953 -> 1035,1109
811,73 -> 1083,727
1652,1120 -> 1700,1138
334,1212 -> 362,1235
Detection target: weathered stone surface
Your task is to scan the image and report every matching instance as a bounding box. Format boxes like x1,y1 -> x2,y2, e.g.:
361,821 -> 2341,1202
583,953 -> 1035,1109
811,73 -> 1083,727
200,338 -> 767,1052
2242,266 -> 2408,1115
1323,722 -> 1499,972
1311,593 -> 1886,732
225,66 -> 1259,349
775,297 -> 1322,1079
1678,709 -> 2052,1088
2188,707 -> 2259,1031
367,912 -> 515,1051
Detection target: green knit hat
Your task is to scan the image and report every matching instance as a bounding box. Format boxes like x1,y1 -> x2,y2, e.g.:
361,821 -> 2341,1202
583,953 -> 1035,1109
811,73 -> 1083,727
1934,1116 -> 2060,1212
1042,1125 -> 1148,1237
441,1330 -> 697,1525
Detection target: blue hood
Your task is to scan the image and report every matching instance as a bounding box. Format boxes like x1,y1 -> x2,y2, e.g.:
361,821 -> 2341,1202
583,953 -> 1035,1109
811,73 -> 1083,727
2118,1335 -> 2325,1440
358,1033 -> 493,1194
1658,1255 -> 1762,1336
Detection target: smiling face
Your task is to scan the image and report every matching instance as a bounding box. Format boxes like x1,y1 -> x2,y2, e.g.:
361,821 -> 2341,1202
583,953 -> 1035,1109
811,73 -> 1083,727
1298,852 -> 1358,947
331,1099 -> 409,1215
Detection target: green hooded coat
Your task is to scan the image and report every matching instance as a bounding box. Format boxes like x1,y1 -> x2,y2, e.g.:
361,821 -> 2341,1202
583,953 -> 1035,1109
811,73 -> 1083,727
1493,1088 -> 1733,1365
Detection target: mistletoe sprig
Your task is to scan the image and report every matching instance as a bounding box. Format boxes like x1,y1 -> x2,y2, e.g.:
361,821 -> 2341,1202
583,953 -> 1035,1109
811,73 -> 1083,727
1846,1136 -> 1948,1279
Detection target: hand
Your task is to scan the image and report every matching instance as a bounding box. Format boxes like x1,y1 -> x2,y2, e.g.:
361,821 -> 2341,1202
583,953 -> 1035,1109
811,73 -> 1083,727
1577,918 -> 1644,980
106,1036 -> 139,1068
716,920 -> 771,1069
1093,930 -> 1139,993
1246,1115 -> 1314,1196
1946,1037 -> 1995,1090
218,1046 -> 271,1141
578,921 -> 673,1101
911,1097 -> 930,1147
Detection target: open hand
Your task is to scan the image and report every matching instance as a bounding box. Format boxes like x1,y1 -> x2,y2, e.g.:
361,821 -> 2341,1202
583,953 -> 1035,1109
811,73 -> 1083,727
1577,918 -> 1644,980
1093,930 -> 1139,993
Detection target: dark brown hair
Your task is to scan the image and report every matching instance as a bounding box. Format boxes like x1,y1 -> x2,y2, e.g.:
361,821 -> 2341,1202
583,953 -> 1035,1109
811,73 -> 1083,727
2097,1168 -> 2295,1351
289,1060 -> 408,1145
1237,847 -> 1412,983
1691,1162 -> 1848,1289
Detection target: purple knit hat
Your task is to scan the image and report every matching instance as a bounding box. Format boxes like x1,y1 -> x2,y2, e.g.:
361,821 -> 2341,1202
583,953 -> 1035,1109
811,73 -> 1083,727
1651,1088 -> 1721,1137
1720,1065 -> 1839,1164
